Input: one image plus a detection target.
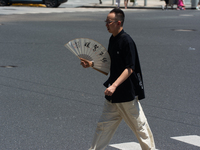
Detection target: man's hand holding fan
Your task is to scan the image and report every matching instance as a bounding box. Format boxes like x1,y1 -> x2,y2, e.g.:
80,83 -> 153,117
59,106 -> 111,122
65,38 -> 110,75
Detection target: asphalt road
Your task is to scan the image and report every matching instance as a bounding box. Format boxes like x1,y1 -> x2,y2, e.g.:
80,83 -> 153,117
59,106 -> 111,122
0,9 -> 200,150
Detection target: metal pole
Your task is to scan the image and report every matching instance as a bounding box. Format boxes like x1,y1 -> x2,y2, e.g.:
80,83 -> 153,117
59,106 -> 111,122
132,0 -> 138,6
144,0 -> 147,6
191,0 -> 197,8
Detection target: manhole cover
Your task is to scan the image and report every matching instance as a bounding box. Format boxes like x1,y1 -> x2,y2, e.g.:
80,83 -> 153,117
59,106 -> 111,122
172,29 -> 196,32
0,65 -> 17,68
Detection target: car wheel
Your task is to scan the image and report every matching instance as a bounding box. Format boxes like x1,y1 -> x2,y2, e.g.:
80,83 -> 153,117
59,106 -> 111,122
45,0 -> 59,7
0,0 -> 9,6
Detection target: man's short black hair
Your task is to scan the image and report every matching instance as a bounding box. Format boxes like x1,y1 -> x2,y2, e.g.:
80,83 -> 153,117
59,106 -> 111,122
110,8 -> 125,26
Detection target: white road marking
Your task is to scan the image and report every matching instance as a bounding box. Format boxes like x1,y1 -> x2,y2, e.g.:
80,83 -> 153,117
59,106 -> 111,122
109,135 -> 200,149
0,7 -> 111,15
0,6 -> 144,15
109,142 -> 159,150
179,14 -> 194,16
109,142 -> 142,150
171,135 -> 200,147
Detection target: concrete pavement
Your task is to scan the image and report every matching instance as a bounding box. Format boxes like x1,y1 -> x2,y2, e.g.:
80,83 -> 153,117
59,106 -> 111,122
11,0 -> 196,9
65,0 -> 195,9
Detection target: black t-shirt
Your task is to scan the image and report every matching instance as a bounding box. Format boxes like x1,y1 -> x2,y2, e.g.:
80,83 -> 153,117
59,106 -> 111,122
104,30 -> 145,103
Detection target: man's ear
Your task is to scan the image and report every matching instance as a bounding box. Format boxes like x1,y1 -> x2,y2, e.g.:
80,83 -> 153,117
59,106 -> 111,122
117,21 -> 122,26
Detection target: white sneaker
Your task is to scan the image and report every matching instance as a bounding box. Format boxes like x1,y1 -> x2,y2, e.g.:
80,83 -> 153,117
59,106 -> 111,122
196,6 -> 199,10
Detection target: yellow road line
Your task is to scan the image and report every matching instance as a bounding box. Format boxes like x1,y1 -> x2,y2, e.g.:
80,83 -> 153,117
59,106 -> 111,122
12,3 -> 46,7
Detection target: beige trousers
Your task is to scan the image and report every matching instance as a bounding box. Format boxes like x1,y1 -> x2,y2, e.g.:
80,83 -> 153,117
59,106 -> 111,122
89,98 -> 155,150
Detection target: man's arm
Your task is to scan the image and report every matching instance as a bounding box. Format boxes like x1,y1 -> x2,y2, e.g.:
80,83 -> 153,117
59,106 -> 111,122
104,68 -> 133,96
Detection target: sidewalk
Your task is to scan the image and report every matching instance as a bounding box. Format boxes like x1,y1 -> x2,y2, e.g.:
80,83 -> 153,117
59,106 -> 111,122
11,0 -> 195,9
65,0 -> 193,9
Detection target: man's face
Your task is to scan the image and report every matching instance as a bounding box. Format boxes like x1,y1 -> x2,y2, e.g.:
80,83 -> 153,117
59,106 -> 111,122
105,13 -> 118,35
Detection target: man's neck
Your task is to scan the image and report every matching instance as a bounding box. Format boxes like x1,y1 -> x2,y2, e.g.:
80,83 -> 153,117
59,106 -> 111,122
112,27 -> 123,37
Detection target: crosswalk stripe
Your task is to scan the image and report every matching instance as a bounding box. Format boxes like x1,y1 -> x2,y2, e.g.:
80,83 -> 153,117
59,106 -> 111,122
109,142 -> 142,150
171,135 -> 200,147
109,142 -> 159,150
109,135 -> 200,149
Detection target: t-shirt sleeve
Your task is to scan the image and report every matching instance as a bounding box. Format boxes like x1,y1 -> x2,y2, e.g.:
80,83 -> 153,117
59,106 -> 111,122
121,40 -> 136,71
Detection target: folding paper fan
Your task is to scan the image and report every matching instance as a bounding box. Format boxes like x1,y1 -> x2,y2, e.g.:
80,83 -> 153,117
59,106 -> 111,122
65,38 -> 110,75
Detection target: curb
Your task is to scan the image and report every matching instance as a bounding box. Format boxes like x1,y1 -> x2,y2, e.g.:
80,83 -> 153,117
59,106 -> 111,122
78,5 -> 195,10
79,5 -> 163,9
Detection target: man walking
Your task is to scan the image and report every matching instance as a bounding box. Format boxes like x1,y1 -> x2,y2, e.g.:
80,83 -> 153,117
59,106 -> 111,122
81,8 -> 155,150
